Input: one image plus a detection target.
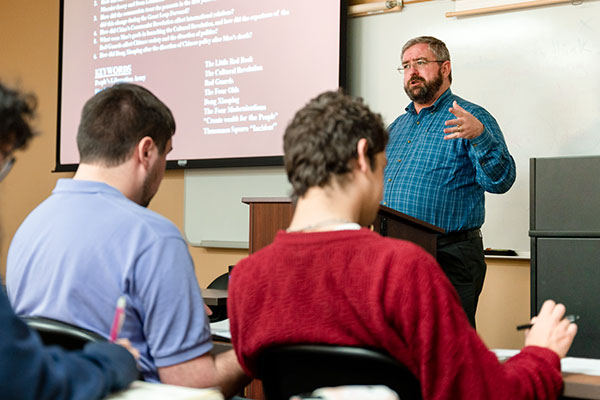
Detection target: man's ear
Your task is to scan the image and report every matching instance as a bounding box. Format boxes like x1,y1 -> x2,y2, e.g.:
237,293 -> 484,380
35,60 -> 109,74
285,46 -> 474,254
356,138 -> 370,173
442,60 -> 451,80
136,136 -> 156,169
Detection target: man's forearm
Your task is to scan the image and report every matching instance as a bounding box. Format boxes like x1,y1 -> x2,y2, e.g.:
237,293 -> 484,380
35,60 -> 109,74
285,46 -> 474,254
158,349 -> 249,399
215,349 -> 251,399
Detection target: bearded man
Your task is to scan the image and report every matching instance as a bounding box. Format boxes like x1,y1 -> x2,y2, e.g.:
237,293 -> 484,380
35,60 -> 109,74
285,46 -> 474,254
382,36 -> 516,327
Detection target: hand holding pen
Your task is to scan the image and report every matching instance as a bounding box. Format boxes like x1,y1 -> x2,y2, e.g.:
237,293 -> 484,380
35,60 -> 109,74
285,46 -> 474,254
517,314 -> 580,331
522,300 -> 578,359
108,296 -> 140,362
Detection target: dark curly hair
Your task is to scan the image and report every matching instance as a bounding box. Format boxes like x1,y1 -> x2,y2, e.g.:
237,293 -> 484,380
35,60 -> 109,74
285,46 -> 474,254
284,90 -> 388,197
0,82 -> 37,151
77,83 -> 175,166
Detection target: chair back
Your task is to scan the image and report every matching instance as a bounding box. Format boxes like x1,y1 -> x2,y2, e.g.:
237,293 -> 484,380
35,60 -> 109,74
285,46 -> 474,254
22,316 -> 106,351
207,272 -> 229,290
257,344 -> 422,400
207,272 -> 229,322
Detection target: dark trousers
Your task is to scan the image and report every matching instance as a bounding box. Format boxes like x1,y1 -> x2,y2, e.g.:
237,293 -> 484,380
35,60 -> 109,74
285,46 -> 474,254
436,231 -> 487,328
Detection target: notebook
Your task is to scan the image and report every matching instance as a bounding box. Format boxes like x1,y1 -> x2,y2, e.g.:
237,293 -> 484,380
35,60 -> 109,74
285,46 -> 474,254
106,381 -> 224,400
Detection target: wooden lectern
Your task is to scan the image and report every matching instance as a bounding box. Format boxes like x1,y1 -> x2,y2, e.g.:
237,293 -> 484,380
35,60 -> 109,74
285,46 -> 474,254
242,198 -> 444,256
373,205 -> 444,257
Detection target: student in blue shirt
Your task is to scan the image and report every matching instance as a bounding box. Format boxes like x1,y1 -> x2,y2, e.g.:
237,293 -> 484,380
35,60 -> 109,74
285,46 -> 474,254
383,36 -> 516,327
0,81 -> 139,399
6,83 -> 248,398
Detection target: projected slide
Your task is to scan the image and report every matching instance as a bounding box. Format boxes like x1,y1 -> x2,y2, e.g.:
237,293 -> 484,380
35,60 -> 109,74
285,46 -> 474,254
58,0 -> 343,167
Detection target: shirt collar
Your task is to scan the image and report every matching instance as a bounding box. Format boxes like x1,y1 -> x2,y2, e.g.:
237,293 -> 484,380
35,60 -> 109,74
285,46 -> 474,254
405,88 -> 453,115
54,178 -> 125,199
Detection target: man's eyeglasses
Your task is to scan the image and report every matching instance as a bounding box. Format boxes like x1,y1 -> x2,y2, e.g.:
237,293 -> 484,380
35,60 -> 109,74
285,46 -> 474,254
0,156 -> 15,182
397,59 -> 445,74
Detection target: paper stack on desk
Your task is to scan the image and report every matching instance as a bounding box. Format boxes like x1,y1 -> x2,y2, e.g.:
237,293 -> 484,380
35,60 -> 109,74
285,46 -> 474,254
106,381 -> 224,399
492,349 -> 600,376
210,318 -> 231,340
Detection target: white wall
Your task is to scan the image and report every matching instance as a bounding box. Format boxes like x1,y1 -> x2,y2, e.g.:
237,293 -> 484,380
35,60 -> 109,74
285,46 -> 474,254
347,0 -> 600,251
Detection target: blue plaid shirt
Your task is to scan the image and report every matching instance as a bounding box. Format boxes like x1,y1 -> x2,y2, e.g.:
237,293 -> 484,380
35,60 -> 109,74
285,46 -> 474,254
383,89 -> 516,232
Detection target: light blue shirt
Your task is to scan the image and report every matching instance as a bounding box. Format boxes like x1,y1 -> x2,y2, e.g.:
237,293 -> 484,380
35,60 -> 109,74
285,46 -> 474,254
7,179 -> 212,382
383,89 -> 516,232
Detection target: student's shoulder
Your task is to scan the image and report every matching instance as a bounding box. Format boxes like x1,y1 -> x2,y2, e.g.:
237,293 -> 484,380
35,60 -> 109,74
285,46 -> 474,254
132,206 -> 182,237
109,199 -> 182,239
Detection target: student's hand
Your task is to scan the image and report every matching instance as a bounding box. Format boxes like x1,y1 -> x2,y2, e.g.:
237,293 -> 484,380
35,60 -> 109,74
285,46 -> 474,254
443,100 -> 484,140
524,299 -> 578,358
204,303 -> 213,316
116,338 -> 140,361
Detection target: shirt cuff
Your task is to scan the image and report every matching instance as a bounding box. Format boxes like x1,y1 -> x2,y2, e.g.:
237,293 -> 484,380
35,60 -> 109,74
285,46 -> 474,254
519,345 -> 561,370
470,127 -> 494,151
153,340 -> 214,368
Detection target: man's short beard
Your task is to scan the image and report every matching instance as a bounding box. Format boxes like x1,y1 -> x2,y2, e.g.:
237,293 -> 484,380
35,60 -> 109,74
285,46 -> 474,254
140,160 -> 161,207
404,70 -> 444,105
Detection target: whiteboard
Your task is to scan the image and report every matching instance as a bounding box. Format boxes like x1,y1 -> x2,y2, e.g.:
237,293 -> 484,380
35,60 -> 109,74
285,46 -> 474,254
347,0 -> 600,251
184,167 -> 291,248
185,0 -> 600,250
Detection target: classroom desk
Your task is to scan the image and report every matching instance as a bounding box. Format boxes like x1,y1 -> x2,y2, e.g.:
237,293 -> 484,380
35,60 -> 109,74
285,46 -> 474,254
202,288 -> 228,306
563,374 -> 600,400
105,381 -> 223,399
213,339 -> 600,400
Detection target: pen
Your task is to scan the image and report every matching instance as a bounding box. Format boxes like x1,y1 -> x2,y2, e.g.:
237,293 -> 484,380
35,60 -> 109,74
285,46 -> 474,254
109,296 -> 127,342
516,314 -> 580,331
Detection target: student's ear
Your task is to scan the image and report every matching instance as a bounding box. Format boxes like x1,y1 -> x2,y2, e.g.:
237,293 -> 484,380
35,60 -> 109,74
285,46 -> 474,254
356,138 -> 369,173
136,136 -> 156,169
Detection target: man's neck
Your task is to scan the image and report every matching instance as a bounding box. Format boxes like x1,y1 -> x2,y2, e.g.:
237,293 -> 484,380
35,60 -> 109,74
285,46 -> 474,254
288,184 -> 361,232
74,162 -> 140,204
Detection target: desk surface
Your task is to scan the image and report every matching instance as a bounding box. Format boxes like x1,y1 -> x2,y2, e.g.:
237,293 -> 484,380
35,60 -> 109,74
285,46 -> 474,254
564,374 -> 600,399
202,288 -> 228,306
105,381 -> 223,399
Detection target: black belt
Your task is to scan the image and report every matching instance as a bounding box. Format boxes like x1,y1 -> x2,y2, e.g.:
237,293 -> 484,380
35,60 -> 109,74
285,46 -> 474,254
437,228 -> 482,247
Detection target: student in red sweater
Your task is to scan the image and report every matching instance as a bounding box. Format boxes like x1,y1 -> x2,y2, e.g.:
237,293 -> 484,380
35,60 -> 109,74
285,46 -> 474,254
227,90 -> 578,400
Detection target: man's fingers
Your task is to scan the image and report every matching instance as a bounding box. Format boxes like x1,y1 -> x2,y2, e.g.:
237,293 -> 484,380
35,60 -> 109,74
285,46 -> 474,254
551,302 -> 566,321
567,322 -> 578,338
449,101 -> 465,116
538,299 -> 556,317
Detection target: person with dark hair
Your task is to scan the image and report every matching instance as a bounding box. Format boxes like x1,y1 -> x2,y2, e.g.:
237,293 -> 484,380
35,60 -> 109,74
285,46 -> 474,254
6,83 -> 247,398
0,83 -> 36,180
0,81 -> 139,399
227,90 -> 577,400
383,36 -> 516,327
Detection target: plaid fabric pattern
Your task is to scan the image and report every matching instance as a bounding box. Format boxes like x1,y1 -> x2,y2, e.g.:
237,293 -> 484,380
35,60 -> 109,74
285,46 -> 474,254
383,89 -> 515,232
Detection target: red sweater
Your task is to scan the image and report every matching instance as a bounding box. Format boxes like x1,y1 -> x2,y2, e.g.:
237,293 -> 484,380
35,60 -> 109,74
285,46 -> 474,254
228,228 -> 562,400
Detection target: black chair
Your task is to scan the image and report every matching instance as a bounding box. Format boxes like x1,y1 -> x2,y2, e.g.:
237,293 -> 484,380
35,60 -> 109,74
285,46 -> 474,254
207,271 -> 229,322
257,345 -> 422,400
22,316 -> 106,351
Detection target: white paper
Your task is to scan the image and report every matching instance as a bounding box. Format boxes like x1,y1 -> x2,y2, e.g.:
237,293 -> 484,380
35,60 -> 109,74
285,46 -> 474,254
493,349 -> 600,376
106,381 -> 223,400
210,318 -> 231,340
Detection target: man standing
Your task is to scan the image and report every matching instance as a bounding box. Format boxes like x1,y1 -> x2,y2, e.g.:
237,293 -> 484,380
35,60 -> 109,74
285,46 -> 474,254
227,90 -> 576,400
0,81 -> 139,399
383,36 -> 516,327
7,83 -> 247,398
